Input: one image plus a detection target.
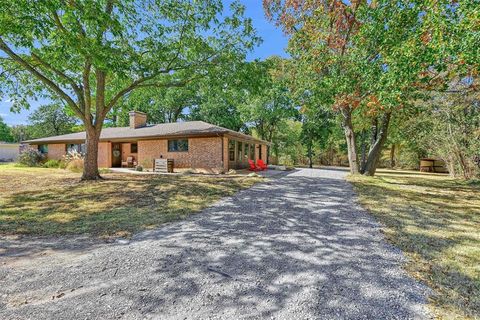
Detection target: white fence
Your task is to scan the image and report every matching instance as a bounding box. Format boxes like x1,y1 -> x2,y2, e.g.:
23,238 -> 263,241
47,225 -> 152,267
0,143 -> 20,162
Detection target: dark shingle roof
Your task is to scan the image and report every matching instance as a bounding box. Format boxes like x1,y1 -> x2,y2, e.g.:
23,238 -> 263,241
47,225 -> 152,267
24,121 -> 269,145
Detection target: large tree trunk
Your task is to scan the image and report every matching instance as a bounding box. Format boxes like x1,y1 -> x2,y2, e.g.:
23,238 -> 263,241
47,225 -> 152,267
362,112 -> 392,176
360,130 -> 367,170
82,126 -> 102,180
341,108 -> 359,174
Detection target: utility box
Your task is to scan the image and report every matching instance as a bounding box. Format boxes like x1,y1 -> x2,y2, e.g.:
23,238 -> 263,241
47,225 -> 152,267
154,159 -> 174,173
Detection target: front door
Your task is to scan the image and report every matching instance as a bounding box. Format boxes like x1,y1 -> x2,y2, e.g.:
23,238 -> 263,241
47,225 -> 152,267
112,143 -> 122,167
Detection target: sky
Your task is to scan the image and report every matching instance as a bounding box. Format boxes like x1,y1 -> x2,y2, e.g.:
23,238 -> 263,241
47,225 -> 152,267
0,0 -> 289,126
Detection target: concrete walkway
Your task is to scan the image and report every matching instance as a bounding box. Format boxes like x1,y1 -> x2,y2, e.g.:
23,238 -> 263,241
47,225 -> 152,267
0,168 -> 431,319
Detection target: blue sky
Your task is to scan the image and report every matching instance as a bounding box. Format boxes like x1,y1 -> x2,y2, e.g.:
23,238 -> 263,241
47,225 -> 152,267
0,0 -> 288,126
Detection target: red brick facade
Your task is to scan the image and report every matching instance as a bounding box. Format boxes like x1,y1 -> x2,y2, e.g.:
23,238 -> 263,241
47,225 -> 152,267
138,137 -> 224,170
46,144 -> 66,160
35,134 -> 268,171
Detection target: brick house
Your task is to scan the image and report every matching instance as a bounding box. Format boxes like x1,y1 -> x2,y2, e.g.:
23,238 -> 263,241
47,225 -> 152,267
25,111 -> 269,172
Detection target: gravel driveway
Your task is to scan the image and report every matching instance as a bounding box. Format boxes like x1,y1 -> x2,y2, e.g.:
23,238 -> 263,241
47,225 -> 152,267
0,168 -> 431,319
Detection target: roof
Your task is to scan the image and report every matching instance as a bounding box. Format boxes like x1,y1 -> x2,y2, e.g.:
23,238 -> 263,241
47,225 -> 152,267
24,121 -> 270,145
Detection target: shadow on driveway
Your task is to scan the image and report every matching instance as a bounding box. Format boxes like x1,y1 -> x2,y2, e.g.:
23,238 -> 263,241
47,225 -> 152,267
0,168 -> 431,319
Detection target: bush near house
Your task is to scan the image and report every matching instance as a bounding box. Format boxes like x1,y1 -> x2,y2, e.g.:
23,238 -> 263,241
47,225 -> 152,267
17,148 -> 44,166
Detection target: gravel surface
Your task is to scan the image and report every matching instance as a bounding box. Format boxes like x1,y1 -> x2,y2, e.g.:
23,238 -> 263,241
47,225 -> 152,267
0,168 -> 432,319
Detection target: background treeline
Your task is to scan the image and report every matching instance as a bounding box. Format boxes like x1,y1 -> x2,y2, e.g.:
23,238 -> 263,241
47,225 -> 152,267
4,54 -> 478,180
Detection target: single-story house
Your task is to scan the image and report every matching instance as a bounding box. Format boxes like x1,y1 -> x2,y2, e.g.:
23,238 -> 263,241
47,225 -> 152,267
24,111 -> 269,172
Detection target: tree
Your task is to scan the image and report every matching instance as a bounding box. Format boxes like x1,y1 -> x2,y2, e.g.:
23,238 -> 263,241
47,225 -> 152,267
0,0 -> 258,179
0,116 -> 13,142
300,109 -> 332,168
109,85 -> 197,126
28,104 -> 77,138
265,0 -> 432,175
9,124 -> 31,143
239,57 -> 298,142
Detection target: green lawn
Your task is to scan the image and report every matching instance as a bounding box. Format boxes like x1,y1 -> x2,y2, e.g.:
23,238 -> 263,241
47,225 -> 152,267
348,169 -> 480,320
0,163 -> 260,237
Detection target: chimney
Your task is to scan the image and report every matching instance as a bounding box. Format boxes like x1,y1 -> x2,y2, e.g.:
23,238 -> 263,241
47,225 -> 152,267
129,111 -> 147,129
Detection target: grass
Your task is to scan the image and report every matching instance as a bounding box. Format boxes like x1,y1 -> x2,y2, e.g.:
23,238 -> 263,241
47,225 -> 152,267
0,163 -> 261,237
348,169 -> 480,320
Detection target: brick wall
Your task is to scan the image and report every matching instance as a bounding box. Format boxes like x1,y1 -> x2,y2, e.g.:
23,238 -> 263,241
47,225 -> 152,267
121,142 -> 138,164
46,144 -> 65,160
138,136 -> 224,170
98,142 -> 111,168
222,136 -> 229,172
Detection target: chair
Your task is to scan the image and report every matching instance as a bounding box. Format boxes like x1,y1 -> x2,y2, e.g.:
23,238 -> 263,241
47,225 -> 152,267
256,159 -> 268,170
122,156 -> 134,168
248,159 -> 261,171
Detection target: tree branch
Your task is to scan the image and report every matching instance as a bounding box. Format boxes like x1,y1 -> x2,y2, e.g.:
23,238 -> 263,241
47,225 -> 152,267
0,37 -> 84,120
94,68 -> 106,128
82,59 -> 92,111
30,52 -> 86,110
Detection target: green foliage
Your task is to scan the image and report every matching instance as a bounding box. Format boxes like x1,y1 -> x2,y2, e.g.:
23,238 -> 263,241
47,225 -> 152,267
239,57 -> 298,140
398,88 -> 480,179
9,124 -> 31,143
18,148 -> 44,167
0,116 -> 13,142
43,159 -> 61,168
0,0 -> 260,178
264,0 -> 479,176
28,104 -> 77,139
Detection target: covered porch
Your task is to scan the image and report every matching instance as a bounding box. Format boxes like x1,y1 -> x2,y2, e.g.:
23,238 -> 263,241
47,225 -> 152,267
108,141 -> 138,168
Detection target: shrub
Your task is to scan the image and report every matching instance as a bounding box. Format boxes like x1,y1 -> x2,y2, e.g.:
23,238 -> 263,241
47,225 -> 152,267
43,159 -> 61,168
62,150 -> 85,172
135,165 -> 143,172
18,148 -> 44,167
66,159 -> 84,172
62,150 -> 84,163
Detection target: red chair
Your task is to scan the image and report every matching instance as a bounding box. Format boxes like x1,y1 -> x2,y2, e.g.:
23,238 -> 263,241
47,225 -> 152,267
256,159 -> 268,170
248,159 -> 261,171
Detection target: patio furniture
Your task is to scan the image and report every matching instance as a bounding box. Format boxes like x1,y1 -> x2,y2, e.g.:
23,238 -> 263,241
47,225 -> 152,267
256,159 -> 268,170
248,159 -> 261,171
122,156 -> 134,168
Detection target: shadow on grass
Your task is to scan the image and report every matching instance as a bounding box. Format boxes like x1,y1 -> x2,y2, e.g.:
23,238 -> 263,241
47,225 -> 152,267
0,170 -> 432,319
0,174 -> 258,238
350,173 -> 480,318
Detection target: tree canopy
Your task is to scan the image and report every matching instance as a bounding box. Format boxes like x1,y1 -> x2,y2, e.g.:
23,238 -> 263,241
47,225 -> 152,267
0,0 -> 259,179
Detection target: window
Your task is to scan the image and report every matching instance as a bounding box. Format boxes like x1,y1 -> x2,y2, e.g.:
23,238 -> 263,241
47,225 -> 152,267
237,142 -> 243,161
250,144 -> 255,160
258,145 -> 262,160
168,139 -> 188,152
66,143 -> 85,154
244,143 -> 249,159
38,144 -> 48,154
228,140 -> 235,161
131,143 -> 138,153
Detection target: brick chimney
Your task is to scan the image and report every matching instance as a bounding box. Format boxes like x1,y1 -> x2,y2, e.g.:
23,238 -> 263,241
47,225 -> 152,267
129,111 -> 147,129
